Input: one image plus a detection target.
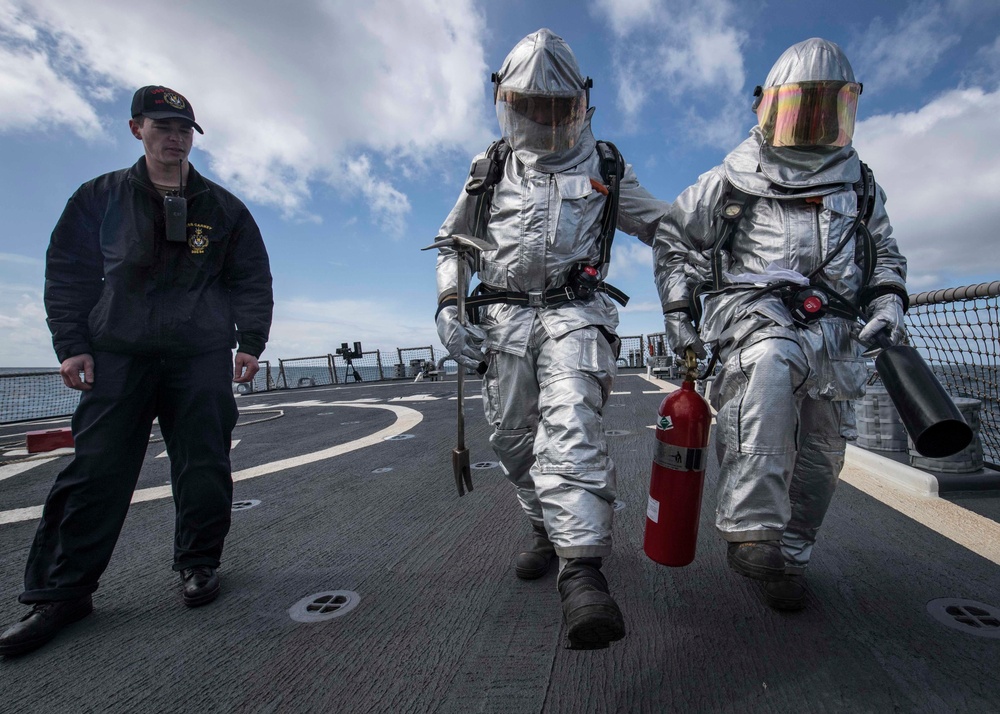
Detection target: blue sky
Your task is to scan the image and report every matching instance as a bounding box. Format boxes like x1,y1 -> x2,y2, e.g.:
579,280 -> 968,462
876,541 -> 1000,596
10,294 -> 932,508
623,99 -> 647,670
1,0 -> 998,367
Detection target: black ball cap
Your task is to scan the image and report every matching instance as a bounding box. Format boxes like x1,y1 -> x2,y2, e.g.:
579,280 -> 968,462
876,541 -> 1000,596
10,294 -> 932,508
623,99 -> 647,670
131,85 -> 204,134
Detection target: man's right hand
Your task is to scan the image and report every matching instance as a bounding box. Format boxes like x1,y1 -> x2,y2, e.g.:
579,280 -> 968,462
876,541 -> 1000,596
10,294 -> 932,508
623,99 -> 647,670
60,354 -> 94,391
436,305 -> 486,371
664,313 -> 706,359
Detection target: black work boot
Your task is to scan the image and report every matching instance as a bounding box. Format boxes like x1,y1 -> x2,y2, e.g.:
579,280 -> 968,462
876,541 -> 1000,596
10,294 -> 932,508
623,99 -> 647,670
0,596 -> 93,657
558,557 -> 625,650
763,574 -> 807,611
514,523 -> 555,580
180,566 -> 220,607
726,541 -> 785,582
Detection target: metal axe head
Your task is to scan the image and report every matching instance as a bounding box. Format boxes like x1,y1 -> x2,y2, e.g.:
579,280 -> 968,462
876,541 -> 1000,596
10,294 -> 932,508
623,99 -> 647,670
421,233 -> 498,253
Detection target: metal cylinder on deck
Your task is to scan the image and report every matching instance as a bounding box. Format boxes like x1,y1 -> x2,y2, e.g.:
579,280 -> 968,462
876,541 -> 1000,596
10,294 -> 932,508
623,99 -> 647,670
855,385 -> 908,453
908,397 -> 984,474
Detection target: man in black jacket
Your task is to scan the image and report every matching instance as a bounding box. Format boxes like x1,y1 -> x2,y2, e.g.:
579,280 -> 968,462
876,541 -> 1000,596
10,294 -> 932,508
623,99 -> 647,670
0,85 -> 273,657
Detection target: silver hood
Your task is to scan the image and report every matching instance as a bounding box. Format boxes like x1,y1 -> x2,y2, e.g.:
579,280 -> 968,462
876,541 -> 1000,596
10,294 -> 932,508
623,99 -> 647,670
494,28 -> 595,173
731,38 -> 861,192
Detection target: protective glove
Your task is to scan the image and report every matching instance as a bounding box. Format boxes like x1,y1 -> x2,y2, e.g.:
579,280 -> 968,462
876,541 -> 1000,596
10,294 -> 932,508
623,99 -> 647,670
857,293 -> 906,347
664,312 -> 706,359
682,248 -> 727,284
436,305 -> 487,370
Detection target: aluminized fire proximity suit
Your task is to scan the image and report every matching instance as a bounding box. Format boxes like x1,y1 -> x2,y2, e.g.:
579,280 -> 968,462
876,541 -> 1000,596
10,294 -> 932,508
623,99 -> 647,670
653,39 -> 907,593
436,30 -> 667,562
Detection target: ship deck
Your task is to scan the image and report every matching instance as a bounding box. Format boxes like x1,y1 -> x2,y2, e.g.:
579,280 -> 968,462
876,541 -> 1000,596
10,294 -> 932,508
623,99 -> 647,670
1,372 -> 999,713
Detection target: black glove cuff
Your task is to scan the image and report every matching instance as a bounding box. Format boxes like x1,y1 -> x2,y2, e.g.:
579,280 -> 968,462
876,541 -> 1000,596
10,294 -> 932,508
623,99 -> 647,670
435,295 -> 458,319
861,284 -> 910,313
663,300 -> 691,316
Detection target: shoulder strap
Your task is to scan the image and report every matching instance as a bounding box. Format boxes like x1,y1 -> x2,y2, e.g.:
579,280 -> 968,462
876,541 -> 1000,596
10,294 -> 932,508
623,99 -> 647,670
465,139 -> 510,196
464,139 -> 511,258
595,140 -> 624,267
710,178 -> 756,290
854,162 -> 878,288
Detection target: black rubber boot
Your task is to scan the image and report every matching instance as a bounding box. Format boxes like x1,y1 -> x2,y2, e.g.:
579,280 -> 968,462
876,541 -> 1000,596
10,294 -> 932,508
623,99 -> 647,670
763,574 -> 807,611
726,541 -> 785,582
514,524 -> 555,580
558,557 -> 625,650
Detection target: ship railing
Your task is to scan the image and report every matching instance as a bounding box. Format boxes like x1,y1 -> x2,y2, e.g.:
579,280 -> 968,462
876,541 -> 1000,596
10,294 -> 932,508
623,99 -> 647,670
2,280 -> 998,459
903,281 -> 1000,468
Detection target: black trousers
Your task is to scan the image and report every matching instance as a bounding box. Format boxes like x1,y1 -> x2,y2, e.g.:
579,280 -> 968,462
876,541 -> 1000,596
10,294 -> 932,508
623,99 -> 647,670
20,349 -> 238,603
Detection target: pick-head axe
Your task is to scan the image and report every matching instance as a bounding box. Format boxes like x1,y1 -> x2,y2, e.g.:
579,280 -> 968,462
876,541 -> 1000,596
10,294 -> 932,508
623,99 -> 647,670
422,233 -> 497,495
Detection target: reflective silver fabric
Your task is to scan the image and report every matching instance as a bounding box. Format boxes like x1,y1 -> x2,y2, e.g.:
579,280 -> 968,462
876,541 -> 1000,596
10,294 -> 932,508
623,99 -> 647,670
653,38 -> 907,568
483,321 -> 617,557
711,330 -> 853,560
435,30 -> 667,551
437,124 -> 667,357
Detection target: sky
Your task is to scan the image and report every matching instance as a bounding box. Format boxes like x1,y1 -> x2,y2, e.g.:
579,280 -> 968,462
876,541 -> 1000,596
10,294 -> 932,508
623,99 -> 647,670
1,0 -> 998,367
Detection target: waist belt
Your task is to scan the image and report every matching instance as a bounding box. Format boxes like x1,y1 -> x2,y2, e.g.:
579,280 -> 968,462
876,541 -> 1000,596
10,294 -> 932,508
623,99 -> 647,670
466,282 -> 630,309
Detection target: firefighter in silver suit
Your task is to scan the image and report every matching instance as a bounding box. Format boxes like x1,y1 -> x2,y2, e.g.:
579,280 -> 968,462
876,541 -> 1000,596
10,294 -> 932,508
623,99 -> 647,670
434,28 -> 668,648
653,38 -> 907,610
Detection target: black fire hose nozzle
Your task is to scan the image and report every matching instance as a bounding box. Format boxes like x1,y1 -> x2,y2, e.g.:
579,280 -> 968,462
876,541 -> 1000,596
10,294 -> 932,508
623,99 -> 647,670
870,327 -> 973,459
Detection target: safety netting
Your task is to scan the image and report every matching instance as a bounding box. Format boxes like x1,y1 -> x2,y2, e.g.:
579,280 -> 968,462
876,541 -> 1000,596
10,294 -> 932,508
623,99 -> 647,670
904,281 -> 999,468
0,370 -> 80,425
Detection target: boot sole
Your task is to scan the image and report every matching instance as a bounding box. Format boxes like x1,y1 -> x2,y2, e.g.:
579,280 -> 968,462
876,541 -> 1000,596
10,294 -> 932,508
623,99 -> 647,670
515,560 -> 554,580
0,604 -> 93,657
565,604 -> 626,650
764,594 -> 807,611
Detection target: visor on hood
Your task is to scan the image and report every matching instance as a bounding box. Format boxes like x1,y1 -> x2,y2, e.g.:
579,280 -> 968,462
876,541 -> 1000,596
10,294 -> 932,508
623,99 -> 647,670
497,86 -> 588,154
756,80 -> 860,147
492,28 -> 594,170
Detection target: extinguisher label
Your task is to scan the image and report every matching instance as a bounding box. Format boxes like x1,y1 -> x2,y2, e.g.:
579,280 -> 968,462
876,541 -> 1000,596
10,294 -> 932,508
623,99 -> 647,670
647,495 -> 660,523
653,442 -> 707,472
656,415 -> 673,430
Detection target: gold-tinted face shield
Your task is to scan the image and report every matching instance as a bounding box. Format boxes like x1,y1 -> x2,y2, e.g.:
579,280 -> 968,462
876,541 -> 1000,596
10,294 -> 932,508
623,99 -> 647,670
756,81 -> 861,147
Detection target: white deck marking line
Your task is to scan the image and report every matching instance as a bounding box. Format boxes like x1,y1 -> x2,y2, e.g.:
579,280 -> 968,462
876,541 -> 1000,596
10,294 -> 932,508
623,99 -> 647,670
0,457 -> 60,483
157,439 -> 241,459
0,402 -> 422,526
839,461 -> 1000,567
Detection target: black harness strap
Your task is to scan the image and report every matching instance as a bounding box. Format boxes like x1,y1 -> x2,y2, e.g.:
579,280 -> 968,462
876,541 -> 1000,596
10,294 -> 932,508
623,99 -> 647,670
466,281 -> 630,310
456,138 -> 630,317
595,141 -> 624,267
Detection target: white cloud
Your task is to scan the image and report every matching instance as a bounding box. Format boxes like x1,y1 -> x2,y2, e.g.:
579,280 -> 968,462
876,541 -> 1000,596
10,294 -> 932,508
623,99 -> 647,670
854,87 -> 1000,290
0,0 -> 493,231
0,284 -> 57,367
609,239 -> 653,280
849,1 -> 961,90
0,45 -> 105,139
590,0 -> 747,146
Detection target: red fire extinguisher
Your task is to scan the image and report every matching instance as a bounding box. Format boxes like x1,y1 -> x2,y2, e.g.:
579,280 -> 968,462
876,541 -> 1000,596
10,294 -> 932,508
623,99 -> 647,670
644,349 -> 712,567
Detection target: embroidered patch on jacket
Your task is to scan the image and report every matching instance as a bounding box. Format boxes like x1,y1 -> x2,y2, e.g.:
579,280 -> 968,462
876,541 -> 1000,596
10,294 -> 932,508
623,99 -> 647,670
187,224 -> 212,254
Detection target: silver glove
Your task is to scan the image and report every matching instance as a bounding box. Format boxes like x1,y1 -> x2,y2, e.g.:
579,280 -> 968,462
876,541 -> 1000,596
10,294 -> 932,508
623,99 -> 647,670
857,293 -> 906,347
436,305 -> 486,370
664,312 -> 706,359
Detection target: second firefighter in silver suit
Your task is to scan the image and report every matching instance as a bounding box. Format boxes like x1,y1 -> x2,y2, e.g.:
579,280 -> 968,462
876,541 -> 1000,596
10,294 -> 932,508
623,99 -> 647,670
653,38 -> 907,610
434,29 -> 668,648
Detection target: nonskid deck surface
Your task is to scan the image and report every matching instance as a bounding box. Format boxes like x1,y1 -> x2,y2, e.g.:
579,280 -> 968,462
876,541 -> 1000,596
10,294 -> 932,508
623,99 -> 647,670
1,373 -> 998,713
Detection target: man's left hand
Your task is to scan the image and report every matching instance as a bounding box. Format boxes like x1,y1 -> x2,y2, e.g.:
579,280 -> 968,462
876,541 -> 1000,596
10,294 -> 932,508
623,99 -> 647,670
858,294 -> 906,347
233,352 -> 260,383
